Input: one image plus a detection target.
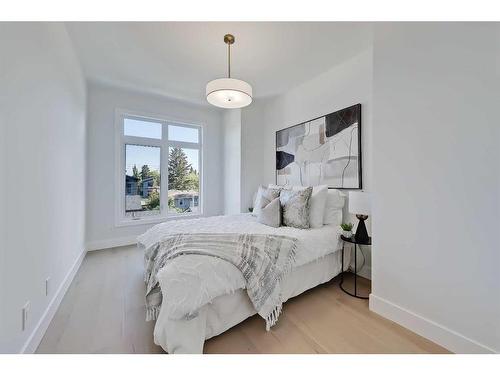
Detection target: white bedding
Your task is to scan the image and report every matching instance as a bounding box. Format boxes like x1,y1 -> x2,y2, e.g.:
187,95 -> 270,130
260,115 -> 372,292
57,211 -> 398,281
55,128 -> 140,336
137,213 -> 345,353
154,251 -> 348,353
139,213 -> 341,266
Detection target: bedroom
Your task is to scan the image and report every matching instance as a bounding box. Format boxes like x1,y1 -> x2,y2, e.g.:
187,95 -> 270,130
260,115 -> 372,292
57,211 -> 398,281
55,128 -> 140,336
1,0 -> 499,372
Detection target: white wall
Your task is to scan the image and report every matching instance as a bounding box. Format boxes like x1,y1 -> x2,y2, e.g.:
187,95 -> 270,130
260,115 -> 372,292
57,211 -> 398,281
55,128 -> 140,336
241,47 -> 374,275
0,23 -> 87,353
242,48 -> 373,195
222,109 -> 242,215
370,23 -> 500,353
0,43 -> 6,353
86,83 -> 224,249
240,99 -> 268,212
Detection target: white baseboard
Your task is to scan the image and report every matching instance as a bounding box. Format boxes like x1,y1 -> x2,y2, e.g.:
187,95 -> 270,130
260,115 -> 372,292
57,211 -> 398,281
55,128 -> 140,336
369,294 -> 497,354
86,236 -> 137,251
20,249 -> 86,354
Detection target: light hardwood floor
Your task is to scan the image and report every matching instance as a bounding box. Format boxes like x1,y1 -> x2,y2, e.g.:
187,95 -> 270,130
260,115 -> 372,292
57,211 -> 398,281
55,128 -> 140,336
37,245 -> 449,354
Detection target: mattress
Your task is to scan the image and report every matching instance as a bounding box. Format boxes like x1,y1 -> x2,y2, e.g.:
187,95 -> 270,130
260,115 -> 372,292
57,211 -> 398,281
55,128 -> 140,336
153,249 -> 349,353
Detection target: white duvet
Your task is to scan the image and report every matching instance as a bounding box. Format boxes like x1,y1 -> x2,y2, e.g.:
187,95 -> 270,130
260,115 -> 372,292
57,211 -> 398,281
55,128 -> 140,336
137,213 -> 342,322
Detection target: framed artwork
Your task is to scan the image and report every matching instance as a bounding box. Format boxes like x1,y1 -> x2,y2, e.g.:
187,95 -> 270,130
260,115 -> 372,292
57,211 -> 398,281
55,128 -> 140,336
275,103 -> 362,189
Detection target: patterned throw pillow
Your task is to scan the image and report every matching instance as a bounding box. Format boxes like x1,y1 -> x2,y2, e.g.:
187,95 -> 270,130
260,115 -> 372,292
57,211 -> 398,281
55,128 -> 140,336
279,187 -> 313,229
257,197 -> 281,228
292,185 -> 328,228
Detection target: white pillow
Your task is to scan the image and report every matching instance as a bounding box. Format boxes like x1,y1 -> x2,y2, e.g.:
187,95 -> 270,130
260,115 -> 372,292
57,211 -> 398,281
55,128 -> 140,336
323,189 -> 346,225
252,185 -> 265,216
325,209 -> 343,227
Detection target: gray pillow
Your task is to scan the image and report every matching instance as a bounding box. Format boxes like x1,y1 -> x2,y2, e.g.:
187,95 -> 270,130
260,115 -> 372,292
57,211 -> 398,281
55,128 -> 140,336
279,187 -> 313,229
257,197 -> 281,228
253,186 -> 281,217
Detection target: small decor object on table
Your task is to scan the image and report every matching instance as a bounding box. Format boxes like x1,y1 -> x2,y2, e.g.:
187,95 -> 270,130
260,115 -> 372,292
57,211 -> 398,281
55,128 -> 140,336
340,223 -> 353,238
348,191 -> 371,243
248,207 -> 253,213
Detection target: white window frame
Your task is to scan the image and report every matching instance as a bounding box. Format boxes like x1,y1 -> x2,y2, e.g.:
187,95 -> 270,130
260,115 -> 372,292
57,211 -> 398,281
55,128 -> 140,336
115,108 -> 203,227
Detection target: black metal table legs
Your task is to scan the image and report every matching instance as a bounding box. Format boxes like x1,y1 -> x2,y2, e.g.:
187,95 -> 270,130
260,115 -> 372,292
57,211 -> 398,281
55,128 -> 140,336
339,242 -> 369,299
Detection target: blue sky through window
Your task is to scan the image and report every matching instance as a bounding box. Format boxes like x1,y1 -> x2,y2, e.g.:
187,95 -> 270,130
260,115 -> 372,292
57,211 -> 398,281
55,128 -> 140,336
168,125 -> 199,143
124,118 -> 162,139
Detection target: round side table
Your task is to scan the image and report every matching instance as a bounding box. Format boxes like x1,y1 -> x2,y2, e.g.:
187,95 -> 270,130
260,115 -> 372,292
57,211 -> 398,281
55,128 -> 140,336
340,235 -> 371,299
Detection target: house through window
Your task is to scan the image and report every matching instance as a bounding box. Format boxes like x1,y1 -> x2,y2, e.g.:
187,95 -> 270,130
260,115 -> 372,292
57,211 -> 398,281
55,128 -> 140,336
117,112 -> 202,224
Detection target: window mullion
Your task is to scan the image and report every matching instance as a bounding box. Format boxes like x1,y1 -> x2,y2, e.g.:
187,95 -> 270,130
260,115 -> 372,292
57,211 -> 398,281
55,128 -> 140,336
123,135 -> 162,148
161,122 -> 169,217
167,140 -> 201,149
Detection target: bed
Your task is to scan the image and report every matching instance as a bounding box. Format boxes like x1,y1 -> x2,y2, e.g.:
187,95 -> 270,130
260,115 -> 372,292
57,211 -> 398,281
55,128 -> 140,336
138,211 -> 349,354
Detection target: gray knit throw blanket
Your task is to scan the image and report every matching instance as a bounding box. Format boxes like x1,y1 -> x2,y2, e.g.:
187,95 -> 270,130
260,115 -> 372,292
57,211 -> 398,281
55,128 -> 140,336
144,232 -> 298,330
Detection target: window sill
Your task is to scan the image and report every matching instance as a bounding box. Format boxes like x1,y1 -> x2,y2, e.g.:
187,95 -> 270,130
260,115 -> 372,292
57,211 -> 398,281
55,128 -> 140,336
116,213 -> 203,228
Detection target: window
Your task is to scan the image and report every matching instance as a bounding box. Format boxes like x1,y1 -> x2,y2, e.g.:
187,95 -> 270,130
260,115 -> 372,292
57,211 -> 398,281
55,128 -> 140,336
168,147 -> 200,214
116,111 -> 202,225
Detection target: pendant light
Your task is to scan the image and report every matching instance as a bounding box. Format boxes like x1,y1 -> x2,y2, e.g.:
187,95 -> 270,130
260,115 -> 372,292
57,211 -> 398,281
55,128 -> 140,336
206,34 -> 253,109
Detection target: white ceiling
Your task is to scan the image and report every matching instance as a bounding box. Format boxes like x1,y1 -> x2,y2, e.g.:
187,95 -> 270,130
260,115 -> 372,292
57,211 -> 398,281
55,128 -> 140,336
66,22 -> 372,105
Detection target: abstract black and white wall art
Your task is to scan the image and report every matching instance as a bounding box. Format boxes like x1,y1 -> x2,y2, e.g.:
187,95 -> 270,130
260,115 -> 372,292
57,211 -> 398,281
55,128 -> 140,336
275,104 -> 362,189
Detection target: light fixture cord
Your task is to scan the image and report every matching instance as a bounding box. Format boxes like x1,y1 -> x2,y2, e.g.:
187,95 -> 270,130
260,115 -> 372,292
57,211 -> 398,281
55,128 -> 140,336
227,42 -> 231,78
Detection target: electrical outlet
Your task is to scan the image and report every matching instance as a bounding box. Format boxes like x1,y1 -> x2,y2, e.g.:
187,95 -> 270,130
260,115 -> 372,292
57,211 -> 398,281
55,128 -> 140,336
22,302 -> 30,331
45,277 -> 51,296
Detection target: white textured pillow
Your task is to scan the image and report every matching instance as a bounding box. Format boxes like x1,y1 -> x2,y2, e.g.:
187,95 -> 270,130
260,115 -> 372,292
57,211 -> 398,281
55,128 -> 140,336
279,187 -> 313,229
253,186 -> 281,217
291,185 -> 328,228
323,189 -> 346,225
257,197 -> 281,228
